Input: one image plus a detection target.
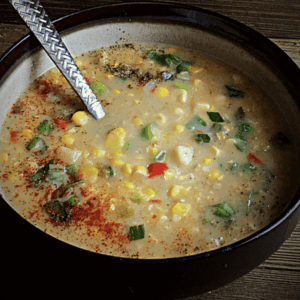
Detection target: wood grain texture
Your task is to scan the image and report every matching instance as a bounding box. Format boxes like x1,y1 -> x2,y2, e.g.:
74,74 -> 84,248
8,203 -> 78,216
0,2 -> 300,298
1,0 -> 300,39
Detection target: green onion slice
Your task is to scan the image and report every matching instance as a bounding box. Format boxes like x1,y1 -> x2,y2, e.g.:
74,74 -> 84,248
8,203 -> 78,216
90,81 -> 110,96
225,85 -> 244,98
195,134 -> 211,144
153,150 -> 166,162
141,122 -> 157,140
186,115 -> 207,133
175,82 -> 193,90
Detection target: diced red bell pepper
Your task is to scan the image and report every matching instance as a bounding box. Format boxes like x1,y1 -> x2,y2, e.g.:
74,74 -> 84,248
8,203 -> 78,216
247,153 -> 262,164
147,163 -> 168,178
10,130 -> 18,144
149,200 -> 162,204
54,118 -> 68,131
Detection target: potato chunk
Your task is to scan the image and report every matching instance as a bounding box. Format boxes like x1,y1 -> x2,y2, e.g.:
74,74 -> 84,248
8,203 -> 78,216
174,146 -> 194,165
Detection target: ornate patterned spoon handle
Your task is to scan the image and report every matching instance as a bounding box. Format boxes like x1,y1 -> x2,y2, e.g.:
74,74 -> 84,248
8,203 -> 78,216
9,0 -> 106,120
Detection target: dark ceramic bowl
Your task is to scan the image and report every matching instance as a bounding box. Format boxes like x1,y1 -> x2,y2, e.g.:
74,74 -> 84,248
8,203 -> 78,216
1,3 -> 300,299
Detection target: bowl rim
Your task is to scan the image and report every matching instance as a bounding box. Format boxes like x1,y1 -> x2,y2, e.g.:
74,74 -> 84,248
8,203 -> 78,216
1,1 -> 300,263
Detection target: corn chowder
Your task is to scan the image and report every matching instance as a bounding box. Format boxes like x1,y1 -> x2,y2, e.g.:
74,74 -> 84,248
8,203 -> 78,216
0,43 -> 293,258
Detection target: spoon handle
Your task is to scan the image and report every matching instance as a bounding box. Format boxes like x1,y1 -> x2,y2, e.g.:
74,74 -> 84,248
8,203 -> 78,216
9,0 -> 106,120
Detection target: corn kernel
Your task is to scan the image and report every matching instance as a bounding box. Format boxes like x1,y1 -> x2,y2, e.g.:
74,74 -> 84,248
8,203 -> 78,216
104,74 -> 115,79
144,112 -> 149,117
211,146 -> 221,156
168,184 -> 187,199
133,117 -> 143,127
223,125 -> 232,133
141,187 -> 156,200
195,102 -> 210,111
172,107 -> 184,116
216,131 -> 226,140
132,165 -> 148,177
149,147 -> 160,156
210,105 -> 215,111
202,158 -> 213,166
127,93 -> 134,97
7,172 -> 18,183
163,133 -> 170,138
134,99 -> 140,104
193,78 -> 202,91
112,159 -> 124,167
155,86 -> 169,98
112,150 -> 126,158
168,47 -> 176,54
171,203 -> 191,217
135,56 -> 143,65
121,163 -> 132,175
72,111 -> 89,126
92,147 -> 105,158
21,129 -> 32,138
121,181 -> 135,190
164,169 -> 176,180
208,169 -> 224,180
82,150 -> 89,159
177,89 -> 187,103
75,60 -> 83,67
173,125 -> 185,133
61,134 -> 75,145
112,89 -> 121,95
189,66 -> 203,74
156,113 -> 167,126
105,127 -> 126,149
79,167 -> 98,183
0,153 -> 8,163
48,71 -> 59,84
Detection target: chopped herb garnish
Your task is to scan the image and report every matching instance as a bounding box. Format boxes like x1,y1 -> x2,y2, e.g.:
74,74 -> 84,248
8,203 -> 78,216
146,50 -> 194,72
40,144 -> 49,154
66,164 -> 76,177
122,142 -> 130,151
90,81 -> 110,96
234,144 -> 244,152
128,224 -> 145,241
31,159 -> 54,185
186,115 -> 207,132
43,201 -> 66,222
219,163 -> 224,170
175,82 -> 193,90
119,78 -> 127,82
230,162 -> 256,173
130,195 -> 142,204
225,85 -> 244,98
207,112 -> 224,123
67,196 -> 79,205
27,136 -> 42,150
97,163 -> 114,179
176,64 -> 189,74
212,201 -> 236,219
203,218 -> 212,224
234,121 -> 253,143
141,122 -> 156,140
153,150 -> 166,162
37,120 -> 54,134
195,134 -> 211,144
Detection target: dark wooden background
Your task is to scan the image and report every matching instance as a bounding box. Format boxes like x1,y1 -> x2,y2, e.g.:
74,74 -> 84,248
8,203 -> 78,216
0,1 -> 299,299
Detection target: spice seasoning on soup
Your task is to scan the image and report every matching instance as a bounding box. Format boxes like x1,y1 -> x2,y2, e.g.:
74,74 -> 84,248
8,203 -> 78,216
0,43 -> 293,258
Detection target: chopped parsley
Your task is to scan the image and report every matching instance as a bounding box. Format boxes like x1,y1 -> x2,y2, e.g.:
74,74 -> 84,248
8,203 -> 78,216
225,85 -> 244,98
128,224 -> 145,241
146,50 -> 194,73
230,162 -> 256,173
212,202 -> 236,219
234,121 -> 253,143
234,144 -> 244,152
66,164 -> 76,177
195,134 -> 211,144
141,122 -> 156,140
31,159 -> 54,185
90,81 -> 110,96
207,112 -> 225,123
186,115 -> 207,132
203,218 -> 212,224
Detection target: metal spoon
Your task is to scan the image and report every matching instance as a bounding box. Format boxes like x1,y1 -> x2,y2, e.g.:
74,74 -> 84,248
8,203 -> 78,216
9,0 -> 106,120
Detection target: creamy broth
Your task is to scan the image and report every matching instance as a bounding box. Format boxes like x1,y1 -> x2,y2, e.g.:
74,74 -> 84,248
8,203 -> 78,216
0,43 -> 293,258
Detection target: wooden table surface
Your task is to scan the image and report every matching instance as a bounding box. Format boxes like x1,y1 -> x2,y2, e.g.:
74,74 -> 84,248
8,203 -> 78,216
0,1 -> 299,299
